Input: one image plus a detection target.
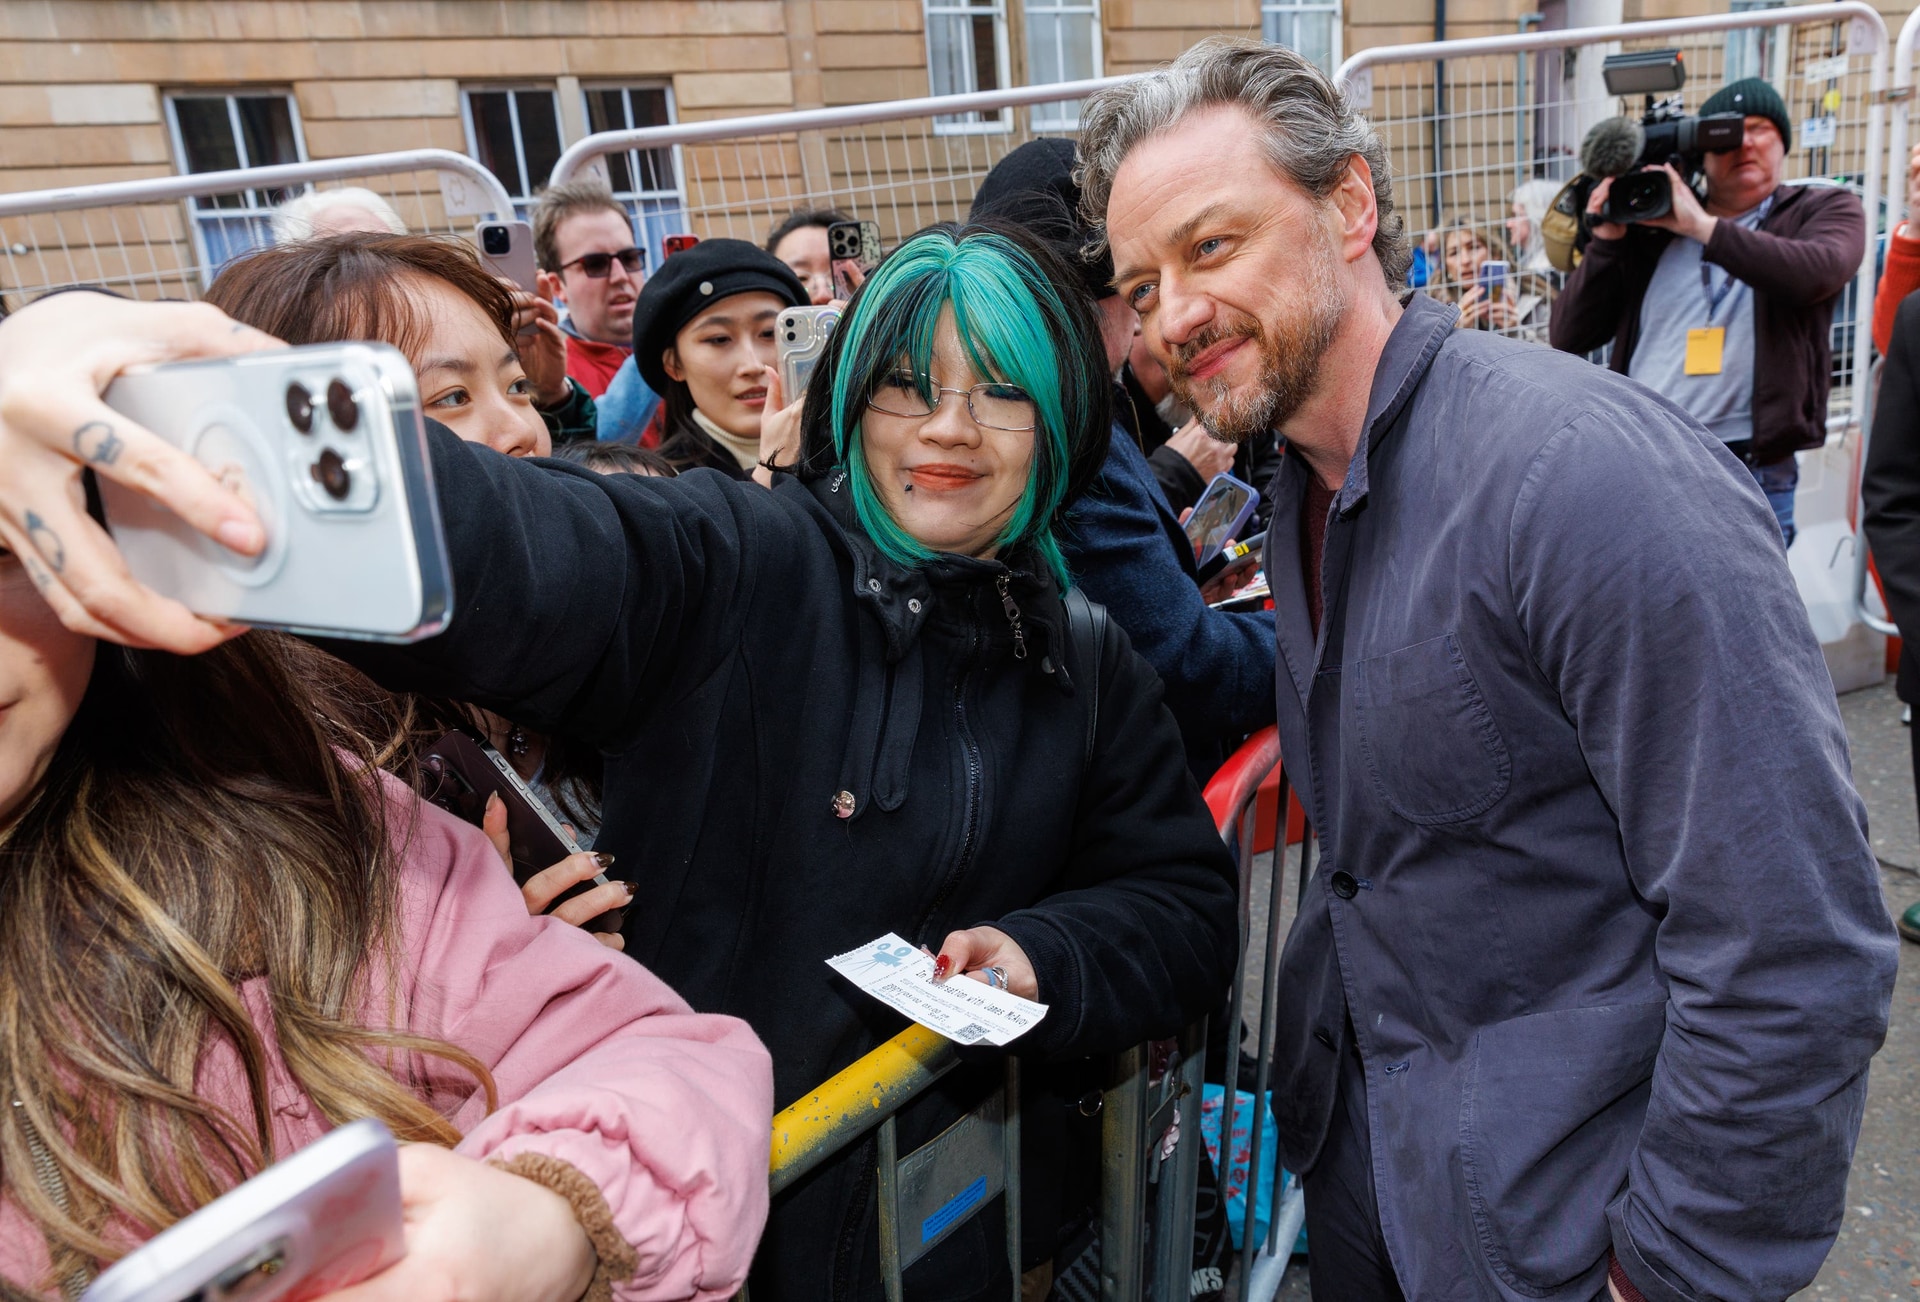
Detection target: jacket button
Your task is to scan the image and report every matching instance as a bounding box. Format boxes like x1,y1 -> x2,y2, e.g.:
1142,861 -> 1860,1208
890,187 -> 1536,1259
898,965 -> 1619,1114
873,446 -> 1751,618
1315,1027 -> 1336,1050
1330,870 -> 1358,899
831,790 -> 856,818
867,577 -> 882,592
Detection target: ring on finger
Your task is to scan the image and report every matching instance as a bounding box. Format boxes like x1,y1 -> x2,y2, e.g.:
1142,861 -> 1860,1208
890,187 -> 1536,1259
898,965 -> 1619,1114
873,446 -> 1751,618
986,965 -> 1008,990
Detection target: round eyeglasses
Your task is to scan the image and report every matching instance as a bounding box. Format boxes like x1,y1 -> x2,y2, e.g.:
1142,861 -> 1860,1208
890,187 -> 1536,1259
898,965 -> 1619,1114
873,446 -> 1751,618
865,371 -> 1037,432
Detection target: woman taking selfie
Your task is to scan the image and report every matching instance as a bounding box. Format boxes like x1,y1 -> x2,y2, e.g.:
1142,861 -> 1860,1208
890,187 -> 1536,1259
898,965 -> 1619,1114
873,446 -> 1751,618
0,224 -> 1236,1300
0,550 -> 771,1298
206,234 -> 616,880
626,238 -> 808,476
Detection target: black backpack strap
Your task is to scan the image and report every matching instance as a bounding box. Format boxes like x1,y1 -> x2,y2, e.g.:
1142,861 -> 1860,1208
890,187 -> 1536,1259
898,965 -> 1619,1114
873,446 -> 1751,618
1063,586 -> 1107,768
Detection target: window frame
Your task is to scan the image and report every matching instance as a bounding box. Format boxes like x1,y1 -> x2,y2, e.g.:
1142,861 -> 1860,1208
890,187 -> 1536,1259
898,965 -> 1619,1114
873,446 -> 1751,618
1726,0 -> 1790,91
162,88 -> 309,286
579,81 -> 689,271
1260,0 -> 1343,75
1024,0 -> 1103,132
460,83 -> 567,217
924,0 -> 1015,137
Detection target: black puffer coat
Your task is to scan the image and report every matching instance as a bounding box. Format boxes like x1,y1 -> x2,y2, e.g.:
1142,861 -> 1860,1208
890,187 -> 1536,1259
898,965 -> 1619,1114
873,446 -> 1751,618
330,426 -> 1239,1300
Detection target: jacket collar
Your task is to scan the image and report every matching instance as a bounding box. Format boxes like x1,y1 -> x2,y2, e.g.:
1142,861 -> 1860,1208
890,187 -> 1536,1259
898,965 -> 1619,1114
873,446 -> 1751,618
801,468 -> 1073,681
1331,292 -> 1456,516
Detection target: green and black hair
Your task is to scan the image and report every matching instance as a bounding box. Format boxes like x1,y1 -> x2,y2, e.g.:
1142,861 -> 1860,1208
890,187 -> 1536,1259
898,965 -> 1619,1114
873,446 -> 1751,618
789,221 -> 1111,587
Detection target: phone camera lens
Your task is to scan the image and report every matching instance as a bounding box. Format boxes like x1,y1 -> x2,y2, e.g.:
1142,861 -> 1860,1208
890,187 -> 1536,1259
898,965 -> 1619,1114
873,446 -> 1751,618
285,383 -> 314,434
326,379 -> 359,431
311,448 -> 352,500
786,331 -> 796,341
482,225 -> 511,256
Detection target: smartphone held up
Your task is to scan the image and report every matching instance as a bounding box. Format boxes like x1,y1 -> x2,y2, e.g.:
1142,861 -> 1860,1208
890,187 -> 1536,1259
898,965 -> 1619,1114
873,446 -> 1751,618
99,342 -> 454,643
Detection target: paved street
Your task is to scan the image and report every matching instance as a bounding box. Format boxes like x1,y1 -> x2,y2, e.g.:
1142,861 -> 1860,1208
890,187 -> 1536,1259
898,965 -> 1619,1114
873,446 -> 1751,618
1256,679 -> 1920,1300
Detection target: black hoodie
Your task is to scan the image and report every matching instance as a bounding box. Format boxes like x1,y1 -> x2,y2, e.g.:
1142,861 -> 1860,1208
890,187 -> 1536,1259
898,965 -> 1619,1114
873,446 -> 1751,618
325,425 -> 1238,1299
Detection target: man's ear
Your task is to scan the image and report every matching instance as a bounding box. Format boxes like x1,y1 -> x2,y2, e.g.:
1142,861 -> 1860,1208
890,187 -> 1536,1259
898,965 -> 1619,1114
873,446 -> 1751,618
662,347 -> 685,383
1329,155 -> 1381,265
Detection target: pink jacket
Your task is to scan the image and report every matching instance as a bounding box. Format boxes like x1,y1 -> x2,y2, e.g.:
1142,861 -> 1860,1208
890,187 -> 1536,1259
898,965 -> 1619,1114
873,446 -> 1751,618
1,779 -> 773,1300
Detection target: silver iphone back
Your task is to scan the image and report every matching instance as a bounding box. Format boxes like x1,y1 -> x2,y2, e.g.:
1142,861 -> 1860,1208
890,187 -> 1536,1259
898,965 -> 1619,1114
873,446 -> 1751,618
778,305 -> 841,399
100,342 -> 452,642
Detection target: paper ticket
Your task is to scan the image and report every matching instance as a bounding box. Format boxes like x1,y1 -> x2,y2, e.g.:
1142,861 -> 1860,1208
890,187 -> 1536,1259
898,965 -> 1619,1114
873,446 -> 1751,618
826,932 -> 1049,1047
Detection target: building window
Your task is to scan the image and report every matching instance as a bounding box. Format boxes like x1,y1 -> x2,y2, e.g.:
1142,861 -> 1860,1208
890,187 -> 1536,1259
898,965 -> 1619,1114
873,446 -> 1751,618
1261,1 -> 1340,74
165,92 -> 306,279
463,87 -> 565,217
1726,0 -> 1788,89
1026,0 -> 1101,131
583,84 -> 688,268
925,0 -> 1012,134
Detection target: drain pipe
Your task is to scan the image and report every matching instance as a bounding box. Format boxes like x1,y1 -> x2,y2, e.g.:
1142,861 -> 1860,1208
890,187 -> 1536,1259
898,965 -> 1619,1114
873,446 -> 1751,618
1517,12 -> 1544,184
1432,0 -> 1447,225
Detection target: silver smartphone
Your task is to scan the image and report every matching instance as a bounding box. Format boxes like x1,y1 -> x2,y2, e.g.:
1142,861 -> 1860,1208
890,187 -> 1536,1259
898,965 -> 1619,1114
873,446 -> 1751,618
80,1119 -> 403,1302
100,342 -> 453,642
778,305 -> 841,399
476,219 -> 538,293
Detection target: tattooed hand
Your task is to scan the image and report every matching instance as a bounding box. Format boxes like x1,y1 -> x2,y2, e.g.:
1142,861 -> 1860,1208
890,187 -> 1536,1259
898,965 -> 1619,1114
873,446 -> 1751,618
0,292 -> 284,652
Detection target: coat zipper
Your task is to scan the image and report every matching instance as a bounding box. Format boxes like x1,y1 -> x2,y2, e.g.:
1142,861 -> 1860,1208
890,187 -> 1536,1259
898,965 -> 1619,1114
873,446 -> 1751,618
913,627 -> 986,945
994,574 -> 1028,661
14,1099 -> 89,1299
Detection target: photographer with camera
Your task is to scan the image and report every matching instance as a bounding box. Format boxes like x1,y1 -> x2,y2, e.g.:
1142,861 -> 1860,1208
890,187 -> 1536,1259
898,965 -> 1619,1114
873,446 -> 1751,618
1550,77 -> 1865,548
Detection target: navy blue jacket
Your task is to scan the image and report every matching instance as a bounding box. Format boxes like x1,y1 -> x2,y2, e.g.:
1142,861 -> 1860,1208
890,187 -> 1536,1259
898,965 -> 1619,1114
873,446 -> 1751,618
1268,293 -> 1896,1301
1063,423 -> 1277,774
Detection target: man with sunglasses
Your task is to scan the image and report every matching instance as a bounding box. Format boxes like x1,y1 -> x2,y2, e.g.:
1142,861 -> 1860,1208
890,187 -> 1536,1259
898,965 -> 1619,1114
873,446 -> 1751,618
533,180 -> 648,399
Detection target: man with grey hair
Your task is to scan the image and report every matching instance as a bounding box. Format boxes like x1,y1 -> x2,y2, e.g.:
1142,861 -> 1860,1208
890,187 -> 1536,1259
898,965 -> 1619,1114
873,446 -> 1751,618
269,186 -> 407,242
1080,36 -> 1894,1302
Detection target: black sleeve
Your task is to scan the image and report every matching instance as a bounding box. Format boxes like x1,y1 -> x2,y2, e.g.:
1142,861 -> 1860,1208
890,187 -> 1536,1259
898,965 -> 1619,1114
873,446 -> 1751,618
1864,291 -> 1920,639
988,618 -> 1239,1057
1147,443 -> 1206,515
317,421 -> 804,749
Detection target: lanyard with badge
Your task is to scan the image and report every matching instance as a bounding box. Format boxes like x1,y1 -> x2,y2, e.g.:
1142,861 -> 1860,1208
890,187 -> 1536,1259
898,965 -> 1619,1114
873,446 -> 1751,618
1684,195 -> 1771,377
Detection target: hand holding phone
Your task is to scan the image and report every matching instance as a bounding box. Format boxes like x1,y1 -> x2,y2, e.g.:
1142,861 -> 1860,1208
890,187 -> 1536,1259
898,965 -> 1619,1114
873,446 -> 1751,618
475,221 -> 537,294
1182,472 -> 1259,569
81,1120 -> 403,1302
777,306 -> 842,399
827,220 -> 881,301
420,729 -> 626,935
99,343 -> 453,643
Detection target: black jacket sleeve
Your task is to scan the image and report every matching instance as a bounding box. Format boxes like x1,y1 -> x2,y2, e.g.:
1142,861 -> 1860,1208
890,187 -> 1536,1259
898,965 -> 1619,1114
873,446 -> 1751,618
1548,230 -> 1642,356
1704,185 -> 1864,306
1147,443 -> 1206,515
989,616 -> 1239,1058
318,422 -> 801,749
1864,291 -> 1920,641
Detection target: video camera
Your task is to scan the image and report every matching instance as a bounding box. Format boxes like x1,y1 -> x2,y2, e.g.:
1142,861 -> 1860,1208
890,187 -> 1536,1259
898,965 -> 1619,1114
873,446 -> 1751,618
1583,51 -> 1745,224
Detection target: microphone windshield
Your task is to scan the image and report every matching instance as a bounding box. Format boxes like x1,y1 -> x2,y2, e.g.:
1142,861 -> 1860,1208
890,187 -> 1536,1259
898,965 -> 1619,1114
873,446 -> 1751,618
1580,116 -> 1645,179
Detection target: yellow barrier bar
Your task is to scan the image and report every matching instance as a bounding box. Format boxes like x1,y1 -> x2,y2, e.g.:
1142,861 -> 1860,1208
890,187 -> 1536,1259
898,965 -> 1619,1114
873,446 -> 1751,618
769,1025 -> 959,1194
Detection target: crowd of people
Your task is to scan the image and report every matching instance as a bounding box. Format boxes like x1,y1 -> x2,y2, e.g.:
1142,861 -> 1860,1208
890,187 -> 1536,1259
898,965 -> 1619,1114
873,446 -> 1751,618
0,34 -> 1906,1302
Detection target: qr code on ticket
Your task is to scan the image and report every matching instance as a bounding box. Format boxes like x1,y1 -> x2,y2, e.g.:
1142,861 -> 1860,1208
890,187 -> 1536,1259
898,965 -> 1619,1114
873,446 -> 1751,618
952,1024 -> 990,1044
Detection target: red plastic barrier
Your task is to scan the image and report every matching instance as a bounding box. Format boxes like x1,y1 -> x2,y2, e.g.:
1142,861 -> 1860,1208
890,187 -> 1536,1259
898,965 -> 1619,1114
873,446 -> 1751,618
1200,727 -> 1306,851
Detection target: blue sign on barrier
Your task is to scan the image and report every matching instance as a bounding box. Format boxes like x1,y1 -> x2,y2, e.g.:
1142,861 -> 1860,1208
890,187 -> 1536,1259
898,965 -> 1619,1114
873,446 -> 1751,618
920,1176 -> 988,1244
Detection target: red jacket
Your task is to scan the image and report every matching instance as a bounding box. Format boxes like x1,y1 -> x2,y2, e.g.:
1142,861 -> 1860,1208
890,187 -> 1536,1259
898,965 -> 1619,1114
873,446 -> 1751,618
1873,227 -> 1920,356
563,329 -> 632,398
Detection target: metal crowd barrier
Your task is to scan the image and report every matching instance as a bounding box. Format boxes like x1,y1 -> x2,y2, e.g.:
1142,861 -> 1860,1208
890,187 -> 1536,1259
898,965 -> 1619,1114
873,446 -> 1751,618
1335,0 -> 1887,437
0,149 -> 514,306
547,76 -> 1138,252
758,725 -> 1290,1300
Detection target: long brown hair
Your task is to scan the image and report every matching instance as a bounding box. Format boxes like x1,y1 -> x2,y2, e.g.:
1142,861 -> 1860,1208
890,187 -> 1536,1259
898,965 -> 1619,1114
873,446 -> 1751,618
205,231 -> 517,363
0,633 -> 493,1288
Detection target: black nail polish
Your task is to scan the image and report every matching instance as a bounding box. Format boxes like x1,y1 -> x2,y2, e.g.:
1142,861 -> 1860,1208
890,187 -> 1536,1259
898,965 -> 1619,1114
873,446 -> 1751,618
593,851 -> 615,869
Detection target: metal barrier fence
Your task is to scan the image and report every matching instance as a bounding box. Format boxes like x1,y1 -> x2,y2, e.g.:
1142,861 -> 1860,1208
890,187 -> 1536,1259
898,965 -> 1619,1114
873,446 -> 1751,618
547,77 -> 1136,252
758,724 -> 1290,1301
1335,1 -> 1888,435
0,150 -> 514,308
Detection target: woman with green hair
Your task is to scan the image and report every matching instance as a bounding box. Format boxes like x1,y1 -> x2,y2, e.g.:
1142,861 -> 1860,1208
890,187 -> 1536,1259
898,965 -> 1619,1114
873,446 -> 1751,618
0,223 -> 1237,1299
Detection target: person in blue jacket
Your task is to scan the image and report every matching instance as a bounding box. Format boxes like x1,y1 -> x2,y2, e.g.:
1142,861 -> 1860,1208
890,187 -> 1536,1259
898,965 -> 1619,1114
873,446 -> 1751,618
970,139 -> 1277,776
1080,38 -> 1896,1302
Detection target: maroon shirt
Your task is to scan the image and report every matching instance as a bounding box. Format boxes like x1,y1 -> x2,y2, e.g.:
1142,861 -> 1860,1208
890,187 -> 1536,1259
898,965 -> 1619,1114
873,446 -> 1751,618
1302,474 -> 1337,635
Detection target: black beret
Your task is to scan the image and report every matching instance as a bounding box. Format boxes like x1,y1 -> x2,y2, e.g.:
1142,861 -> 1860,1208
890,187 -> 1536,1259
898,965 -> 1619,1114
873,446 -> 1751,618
968,137 -> 1115,301
630,238 -> 808,393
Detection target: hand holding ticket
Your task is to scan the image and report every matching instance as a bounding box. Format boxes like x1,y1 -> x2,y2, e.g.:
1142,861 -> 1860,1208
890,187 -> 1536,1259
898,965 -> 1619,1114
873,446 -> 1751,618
827,933 -> 1049,1046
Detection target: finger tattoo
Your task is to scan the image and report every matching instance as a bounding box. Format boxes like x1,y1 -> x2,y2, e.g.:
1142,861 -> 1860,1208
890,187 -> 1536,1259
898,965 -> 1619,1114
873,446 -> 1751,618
20,553 -> 52,592
72,420 -> 125,466
23,511 -> 65,573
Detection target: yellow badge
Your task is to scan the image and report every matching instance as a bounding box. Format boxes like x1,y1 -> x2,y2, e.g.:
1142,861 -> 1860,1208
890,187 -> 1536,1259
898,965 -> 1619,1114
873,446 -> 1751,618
1685,326 -> 1725,376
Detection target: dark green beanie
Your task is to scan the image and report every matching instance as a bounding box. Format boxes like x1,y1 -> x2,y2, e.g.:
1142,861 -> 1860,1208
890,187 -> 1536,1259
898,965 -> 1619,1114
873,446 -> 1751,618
1701,76 -> 1792,152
